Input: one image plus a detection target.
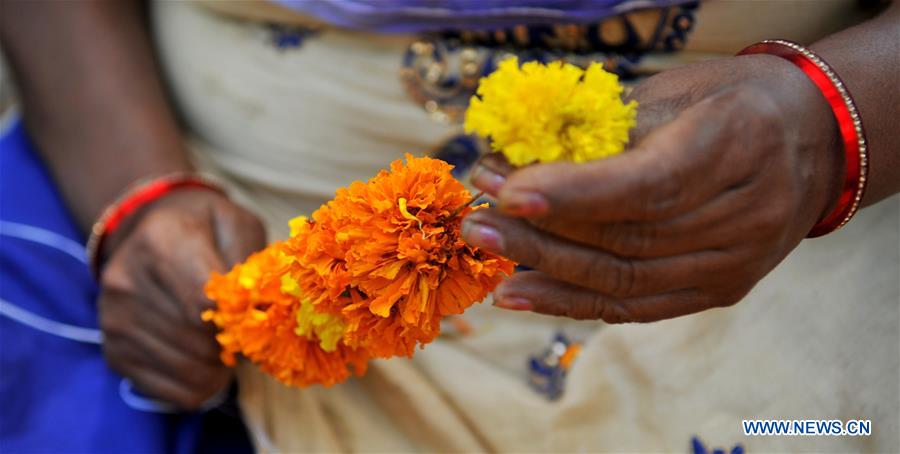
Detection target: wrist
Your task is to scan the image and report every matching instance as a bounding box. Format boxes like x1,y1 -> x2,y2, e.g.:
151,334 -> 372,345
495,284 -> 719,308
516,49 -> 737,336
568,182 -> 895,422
88,173 -> 226,277
738,40 -> 869,237
741,53 -> 845,230
777,57 -> 845,227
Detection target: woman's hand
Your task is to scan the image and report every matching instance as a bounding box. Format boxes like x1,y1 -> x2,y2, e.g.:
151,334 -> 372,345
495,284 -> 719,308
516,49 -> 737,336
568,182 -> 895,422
97,190 -> 266,409
462,54 -> 845,323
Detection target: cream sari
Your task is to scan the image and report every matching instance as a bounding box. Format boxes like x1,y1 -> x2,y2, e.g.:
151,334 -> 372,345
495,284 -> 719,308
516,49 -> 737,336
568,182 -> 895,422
152,1 -> 899,451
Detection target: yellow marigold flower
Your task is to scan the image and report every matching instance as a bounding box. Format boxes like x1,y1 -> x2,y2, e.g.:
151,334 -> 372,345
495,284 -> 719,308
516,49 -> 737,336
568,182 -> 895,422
464,57 -> 637,165
203,243 -> 369,387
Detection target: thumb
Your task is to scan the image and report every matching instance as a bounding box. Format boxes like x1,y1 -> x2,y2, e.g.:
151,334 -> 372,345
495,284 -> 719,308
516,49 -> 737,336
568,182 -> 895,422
212,201 -> 267,267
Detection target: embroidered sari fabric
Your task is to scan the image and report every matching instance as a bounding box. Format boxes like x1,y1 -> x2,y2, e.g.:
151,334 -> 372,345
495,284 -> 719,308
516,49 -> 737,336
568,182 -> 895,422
273,0 -> 697,32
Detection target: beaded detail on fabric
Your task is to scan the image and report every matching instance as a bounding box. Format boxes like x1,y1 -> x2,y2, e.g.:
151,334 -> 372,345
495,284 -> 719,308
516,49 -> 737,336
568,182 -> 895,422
401,3 -> 699,123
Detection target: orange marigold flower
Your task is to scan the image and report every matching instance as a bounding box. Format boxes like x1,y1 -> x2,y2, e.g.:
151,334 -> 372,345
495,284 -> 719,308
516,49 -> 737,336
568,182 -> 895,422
285,155 -> 515,358
203,242 -> 369,387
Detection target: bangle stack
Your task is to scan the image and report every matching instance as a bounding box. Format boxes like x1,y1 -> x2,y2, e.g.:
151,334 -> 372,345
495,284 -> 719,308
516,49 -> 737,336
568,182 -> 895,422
737,39 -> 869,238
85,172 -> 225,278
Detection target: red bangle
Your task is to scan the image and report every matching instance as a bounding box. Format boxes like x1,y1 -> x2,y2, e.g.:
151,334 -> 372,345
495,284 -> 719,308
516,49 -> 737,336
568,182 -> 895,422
86,173 -> 225,277
737,39 -> 868,238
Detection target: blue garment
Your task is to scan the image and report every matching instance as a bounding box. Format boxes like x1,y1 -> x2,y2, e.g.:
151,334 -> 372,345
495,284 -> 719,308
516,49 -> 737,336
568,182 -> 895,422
274,0 -> 695,32
0,115 -> 249,453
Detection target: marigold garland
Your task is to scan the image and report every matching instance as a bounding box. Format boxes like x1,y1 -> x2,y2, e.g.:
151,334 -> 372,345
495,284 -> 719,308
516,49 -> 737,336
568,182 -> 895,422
286,155 -> 515,358
464,57 -> 638,165
203,243 -> 369,387
204,155 -> 515,387
204,57 -> 631,386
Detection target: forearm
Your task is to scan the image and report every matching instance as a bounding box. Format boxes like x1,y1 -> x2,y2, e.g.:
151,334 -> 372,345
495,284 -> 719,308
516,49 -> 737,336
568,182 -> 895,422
811,2 -> 900,206
0,0 -> 191,232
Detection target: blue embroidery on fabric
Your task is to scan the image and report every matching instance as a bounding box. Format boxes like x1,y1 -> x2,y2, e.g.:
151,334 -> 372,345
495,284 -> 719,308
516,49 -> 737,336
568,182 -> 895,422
430,134 -> 484,178
528,332 -> 581,400
268,24 -> 318,50
691,436 -> 744,454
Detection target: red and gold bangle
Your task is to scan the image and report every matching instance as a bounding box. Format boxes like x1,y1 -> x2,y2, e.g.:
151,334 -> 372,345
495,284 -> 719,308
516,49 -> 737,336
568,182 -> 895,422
85,172 -> 225,277
737,39 -> 868,238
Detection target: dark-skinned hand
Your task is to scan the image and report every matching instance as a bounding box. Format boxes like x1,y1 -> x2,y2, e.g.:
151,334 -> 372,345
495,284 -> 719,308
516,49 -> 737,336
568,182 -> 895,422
462,54 -> 845,323
97,190 -> 266,409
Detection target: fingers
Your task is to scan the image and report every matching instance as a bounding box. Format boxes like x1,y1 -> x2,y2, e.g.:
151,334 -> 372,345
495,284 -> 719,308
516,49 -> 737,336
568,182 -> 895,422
137,274 -> 222,363
101,266 -> 223,365
127,312 -> 226,378
124,357 -> 230,410
141,213 -> 226,323
100,293 -> 232,410
470,153 -> 515,197
492,271 -> 718,323
130,368 -> 220,411
463,209 -> 733,298
473,89 -> 760,223
525,177 -> 756,258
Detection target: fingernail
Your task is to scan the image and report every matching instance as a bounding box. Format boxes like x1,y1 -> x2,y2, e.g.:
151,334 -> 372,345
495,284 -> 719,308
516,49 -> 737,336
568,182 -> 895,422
461,220 -> 504,253
470,165 -> 506,196
493,296 -> 534,311
500,191 -> 548,217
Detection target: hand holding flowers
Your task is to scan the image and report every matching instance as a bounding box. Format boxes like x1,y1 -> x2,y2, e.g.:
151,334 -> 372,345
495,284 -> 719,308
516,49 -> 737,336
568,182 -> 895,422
203,53 -> 843,387
463,55 -> 843,322
99,190 -> 266,408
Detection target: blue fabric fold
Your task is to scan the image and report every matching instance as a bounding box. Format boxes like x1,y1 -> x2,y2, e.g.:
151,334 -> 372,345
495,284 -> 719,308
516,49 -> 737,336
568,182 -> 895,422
274,0 -> 696,33
0,115 -> 217,453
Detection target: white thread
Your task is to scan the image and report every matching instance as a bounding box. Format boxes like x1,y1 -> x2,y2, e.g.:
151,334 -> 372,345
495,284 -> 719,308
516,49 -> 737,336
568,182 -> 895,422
0,220 -> 87,264
119,379 -> 230,414
0,221 -> 100,343
0,298 -> 103,344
